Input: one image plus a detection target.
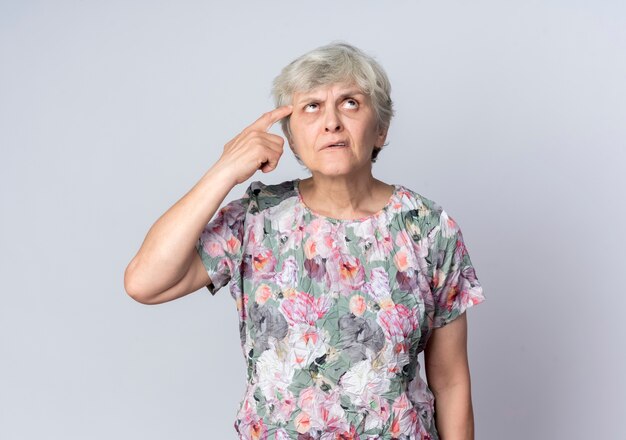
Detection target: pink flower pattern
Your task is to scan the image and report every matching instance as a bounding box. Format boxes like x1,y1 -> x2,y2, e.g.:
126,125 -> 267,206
196,179 -> 485,439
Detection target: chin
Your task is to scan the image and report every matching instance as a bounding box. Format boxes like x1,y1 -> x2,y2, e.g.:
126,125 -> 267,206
314,162 -> 359,177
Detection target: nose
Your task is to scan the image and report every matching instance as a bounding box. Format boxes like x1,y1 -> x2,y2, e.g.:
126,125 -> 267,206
323,106 -> 342,133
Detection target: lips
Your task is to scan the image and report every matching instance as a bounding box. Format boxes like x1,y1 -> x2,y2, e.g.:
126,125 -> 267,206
322,140 -> 349,150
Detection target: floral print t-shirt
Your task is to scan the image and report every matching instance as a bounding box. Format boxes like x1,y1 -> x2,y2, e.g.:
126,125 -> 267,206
196,178 -> 485,440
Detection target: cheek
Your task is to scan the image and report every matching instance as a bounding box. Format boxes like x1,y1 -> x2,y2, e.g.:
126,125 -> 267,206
289,114 -> 303,133
290,117 -> 317,141
291,113 -> 314,127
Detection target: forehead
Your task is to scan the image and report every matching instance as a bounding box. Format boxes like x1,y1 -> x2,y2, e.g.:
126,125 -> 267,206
292,82 -> 367,101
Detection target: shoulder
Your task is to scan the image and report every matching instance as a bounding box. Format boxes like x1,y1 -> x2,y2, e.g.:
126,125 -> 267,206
245,179 -> 298,214
393,185 -> 464,251
395,185 -> 443,215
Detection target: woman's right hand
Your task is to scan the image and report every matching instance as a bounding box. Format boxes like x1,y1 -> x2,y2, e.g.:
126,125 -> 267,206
215,105 -> 293,185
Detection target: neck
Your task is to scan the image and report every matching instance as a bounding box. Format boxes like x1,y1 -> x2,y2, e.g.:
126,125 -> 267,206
298,171 -> 392,219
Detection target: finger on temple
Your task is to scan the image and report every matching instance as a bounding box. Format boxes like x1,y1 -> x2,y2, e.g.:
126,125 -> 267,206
246,105 -> 293,132
263,105 -> 293,131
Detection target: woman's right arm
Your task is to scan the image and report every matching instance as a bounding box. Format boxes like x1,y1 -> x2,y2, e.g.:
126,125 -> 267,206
124,105 -> 292,305
124,165 -> 237,304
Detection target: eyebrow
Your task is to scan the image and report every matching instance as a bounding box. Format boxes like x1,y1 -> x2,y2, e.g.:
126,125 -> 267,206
296,89 -> 365,104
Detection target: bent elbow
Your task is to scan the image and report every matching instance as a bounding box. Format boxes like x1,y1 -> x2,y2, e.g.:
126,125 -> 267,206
124,265 -> 157,305
126,289 -> 156,305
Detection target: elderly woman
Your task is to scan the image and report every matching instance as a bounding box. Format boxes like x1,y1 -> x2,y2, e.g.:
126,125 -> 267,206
125,42 -> 485,440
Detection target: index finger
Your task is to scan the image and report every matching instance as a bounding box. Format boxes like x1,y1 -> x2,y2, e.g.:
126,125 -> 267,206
247,105 -> 293,132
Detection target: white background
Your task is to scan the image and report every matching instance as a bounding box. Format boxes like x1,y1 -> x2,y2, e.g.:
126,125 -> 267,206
1,1 -> 625,438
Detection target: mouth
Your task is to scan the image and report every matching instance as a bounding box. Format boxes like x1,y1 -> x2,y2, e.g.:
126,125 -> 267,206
322,140 -> 349,150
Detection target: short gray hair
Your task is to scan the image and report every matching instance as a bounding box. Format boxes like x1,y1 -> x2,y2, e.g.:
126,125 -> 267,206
271,42 -> 394,164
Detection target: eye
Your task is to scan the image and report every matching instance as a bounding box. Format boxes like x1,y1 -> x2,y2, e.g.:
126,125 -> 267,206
304,102 -> 319,112
343,98 -> 359,109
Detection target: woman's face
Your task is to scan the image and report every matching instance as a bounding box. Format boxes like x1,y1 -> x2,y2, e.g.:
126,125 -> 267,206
288,82 -> 388,177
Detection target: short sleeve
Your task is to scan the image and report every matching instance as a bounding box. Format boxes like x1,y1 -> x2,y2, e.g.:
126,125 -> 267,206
195,185 -> 251,295
431,209 -> 485,328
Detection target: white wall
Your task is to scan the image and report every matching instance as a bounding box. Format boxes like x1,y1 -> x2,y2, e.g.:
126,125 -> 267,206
1,1 -> 624,438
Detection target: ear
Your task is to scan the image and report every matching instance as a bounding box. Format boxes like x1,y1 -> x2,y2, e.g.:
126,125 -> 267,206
285,120 -> 295,147
375,124 -> 389,147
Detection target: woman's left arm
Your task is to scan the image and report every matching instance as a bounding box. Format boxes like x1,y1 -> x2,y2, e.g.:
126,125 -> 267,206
424,312 -> 475,440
